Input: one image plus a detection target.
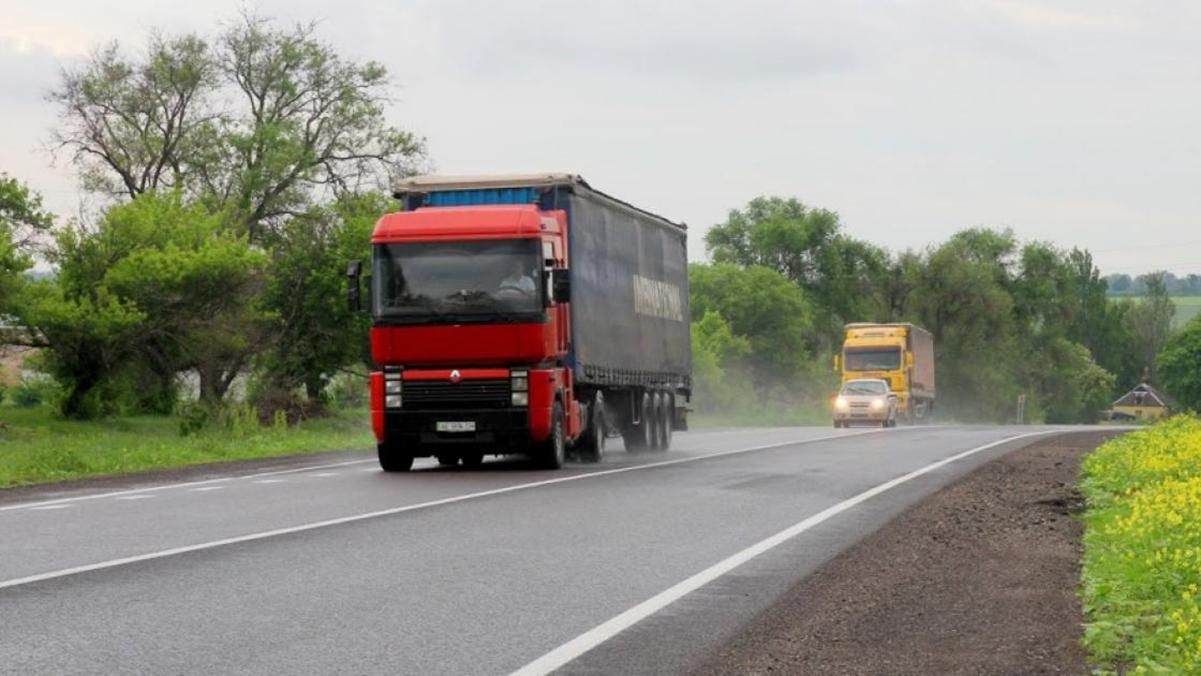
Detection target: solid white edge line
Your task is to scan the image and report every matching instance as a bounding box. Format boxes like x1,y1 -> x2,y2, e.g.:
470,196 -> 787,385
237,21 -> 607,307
0,429 -> 887,591
0,458 -> 377,513
509,430 -> 1058,676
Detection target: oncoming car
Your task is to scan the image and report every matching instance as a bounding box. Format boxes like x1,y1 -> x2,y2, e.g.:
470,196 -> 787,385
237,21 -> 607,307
833,378 -> 898,428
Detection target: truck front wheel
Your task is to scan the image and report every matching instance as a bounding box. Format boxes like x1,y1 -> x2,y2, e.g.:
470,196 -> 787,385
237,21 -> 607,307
536,402 -> 566,470
378,442 -> 414,472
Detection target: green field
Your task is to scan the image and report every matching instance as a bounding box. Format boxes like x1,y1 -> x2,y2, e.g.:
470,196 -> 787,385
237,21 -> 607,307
1112,296 -> 1201,329
0,406 -> 374,489
1174,296 -> 1201,328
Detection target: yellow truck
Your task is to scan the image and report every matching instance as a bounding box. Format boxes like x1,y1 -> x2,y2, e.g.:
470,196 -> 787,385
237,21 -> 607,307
834,323 -> 936,424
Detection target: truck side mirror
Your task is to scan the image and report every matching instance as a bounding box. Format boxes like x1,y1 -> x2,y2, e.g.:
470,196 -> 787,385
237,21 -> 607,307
833,354 -> 842,372
551,269 -> 571,304
347,260 -> 363,312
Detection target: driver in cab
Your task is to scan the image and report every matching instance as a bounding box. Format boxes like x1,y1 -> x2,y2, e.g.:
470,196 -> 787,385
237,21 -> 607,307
499,261 -> 535,294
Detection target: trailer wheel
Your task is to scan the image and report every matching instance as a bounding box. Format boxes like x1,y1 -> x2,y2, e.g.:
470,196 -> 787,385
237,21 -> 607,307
460,452 -> 483,469
576,392 -> 606,463
623,392 -> 653,453
536,402 -> 566,469
436,454 -> 459,467
377,443 -> 414,472
659,393 -> 674,451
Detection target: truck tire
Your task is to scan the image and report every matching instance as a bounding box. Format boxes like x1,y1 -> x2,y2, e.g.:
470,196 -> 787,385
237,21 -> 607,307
662,393 -> 674,450
378,443 -> 414,472
436,454 -> 459,467
536,401 -> 566,469
623,392 -> 653,453
576,392 -> 606,463
460,452 -> 483,469
651,392 -> 672,452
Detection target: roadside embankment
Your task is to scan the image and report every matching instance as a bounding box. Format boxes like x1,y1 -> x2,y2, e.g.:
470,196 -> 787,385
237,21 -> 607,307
696,431 -> 1116,675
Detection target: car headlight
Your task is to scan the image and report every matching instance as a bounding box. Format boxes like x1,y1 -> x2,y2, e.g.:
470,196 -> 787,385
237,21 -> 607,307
385,394 -> 402,408
871,398 -> 885,410
835,396 -> 849,410
511,392 -> 529,407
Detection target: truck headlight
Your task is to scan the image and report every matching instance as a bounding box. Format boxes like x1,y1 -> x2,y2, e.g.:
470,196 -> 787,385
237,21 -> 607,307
511,392 -> 529,407
871,398 -> 885,410
511,370 -> 528,392
385,395 -> 402,409
835,396 -> 849,410
385,380 -> 402,394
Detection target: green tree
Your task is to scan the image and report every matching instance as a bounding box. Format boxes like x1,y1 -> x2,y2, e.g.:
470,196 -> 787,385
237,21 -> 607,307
1127,272 -> 1176,383
689,310 -> 755,414
907,228 -> 1022,421
257,192 -> 386,408
17,193 -> 267,417
688,262 -> 813,385
1159,315 -> 1201,411
705,196 -> 887,344
0,175 -> 50,308
51,16 -> 425,242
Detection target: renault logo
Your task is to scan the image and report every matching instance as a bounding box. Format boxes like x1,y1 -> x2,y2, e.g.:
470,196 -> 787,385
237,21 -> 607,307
450,369 -> 462,383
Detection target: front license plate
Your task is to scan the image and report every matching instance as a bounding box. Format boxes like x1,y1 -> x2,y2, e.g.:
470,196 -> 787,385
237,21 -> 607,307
436,421 -> 476,433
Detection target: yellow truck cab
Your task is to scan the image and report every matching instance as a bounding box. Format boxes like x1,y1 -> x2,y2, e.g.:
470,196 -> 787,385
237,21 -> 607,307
835,323 -> 936,423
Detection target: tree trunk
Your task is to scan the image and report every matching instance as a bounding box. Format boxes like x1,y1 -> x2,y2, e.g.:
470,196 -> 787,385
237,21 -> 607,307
62,372 -> 100,419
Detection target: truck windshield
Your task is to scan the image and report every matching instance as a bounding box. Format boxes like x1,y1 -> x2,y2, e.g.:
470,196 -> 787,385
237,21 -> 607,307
372,240 -> 543,323
845,348 -> 901,371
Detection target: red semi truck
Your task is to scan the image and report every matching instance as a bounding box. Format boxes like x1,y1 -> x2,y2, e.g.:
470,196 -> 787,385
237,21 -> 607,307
348,174 -> 691,471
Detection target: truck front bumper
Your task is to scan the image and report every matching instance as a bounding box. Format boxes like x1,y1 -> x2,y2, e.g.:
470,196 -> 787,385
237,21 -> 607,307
383,408 -> 531,455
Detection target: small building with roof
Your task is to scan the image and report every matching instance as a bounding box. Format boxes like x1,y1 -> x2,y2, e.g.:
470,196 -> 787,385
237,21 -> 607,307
1110,382 -> 1177,421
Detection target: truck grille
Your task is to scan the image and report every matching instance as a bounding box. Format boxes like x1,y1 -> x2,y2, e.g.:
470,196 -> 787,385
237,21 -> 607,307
403,379 -> 510,410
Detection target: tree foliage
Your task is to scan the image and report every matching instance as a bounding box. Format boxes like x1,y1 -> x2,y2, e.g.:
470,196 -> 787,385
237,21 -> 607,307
50,14 -> 426,242
257,192 -> 384,406
688,262 -> 813,385
1159,316 -> 1201,412
705,197 -> 887,345
16,192 -> 266,418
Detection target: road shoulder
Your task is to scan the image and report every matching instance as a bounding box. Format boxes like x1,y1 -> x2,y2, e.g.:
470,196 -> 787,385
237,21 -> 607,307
694,431 -> 1117,676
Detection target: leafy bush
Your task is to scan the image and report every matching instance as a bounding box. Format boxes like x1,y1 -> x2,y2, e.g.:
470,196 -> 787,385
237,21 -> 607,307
1081,417 -> 1201,673
11,376 -> 60,409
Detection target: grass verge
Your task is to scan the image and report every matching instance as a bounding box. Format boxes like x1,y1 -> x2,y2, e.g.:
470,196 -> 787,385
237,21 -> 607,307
1080,416 -> 1201,673
0,405 -> 373,489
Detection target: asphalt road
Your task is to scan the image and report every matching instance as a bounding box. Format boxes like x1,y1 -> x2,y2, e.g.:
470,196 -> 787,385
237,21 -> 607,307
0,425 -> 1096,675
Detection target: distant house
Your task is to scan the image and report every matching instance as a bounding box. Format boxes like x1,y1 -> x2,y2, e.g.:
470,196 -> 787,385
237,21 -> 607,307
1111,383 -> 1177,421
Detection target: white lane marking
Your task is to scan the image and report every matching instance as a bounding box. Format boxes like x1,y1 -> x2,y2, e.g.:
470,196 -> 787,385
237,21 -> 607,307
190,486 -> 225,493
0,458 -> 376,513
510,431 -> 1057,676
308,472 -> 339,478
0,429 -> 892,591
254,479 -> 286,485
115,495 -> 154,501
28,504 -> 73,511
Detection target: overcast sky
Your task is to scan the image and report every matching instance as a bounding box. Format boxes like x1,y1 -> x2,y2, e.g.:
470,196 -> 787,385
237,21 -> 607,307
3,1 -> 1200,274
